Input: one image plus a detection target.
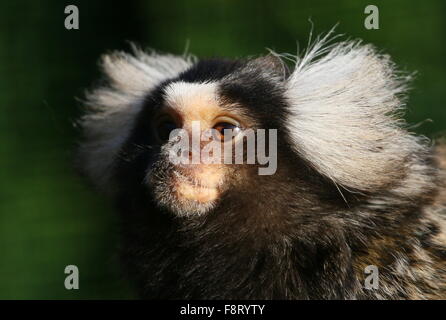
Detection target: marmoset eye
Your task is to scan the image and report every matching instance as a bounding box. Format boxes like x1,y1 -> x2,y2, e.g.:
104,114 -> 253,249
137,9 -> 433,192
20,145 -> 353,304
213,120 -> 241,141
155,118 -> 178,142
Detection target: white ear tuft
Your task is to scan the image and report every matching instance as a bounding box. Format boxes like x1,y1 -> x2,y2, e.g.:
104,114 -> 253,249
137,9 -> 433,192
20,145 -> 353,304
78,48 -> 194,193
285,38 -> 425,191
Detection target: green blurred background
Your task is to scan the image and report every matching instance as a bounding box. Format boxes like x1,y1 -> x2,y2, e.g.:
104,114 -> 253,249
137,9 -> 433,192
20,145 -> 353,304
0,0 -> 444,299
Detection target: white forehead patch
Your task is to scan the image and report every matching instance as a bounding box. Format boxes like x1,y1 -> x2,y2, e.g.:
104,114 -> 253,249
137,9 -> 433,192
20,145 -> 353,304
163,81 -> 218,112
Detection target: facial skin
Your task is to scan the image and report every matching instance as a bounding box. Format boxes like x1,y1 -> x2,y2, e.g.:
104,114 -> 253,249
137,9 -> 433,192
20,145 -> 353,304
152,82 -> 234,211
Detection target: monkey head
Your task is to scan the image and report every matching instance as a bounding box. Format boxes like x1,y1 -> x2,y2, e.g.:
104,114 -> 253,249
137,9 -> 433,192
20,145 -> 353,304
79,38 -> 425,218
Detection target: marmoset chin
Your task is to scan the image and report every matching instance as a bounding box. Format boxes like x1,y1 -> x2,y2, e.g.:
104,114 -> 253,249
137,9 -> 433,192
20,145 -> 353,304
77,34 -> 446,299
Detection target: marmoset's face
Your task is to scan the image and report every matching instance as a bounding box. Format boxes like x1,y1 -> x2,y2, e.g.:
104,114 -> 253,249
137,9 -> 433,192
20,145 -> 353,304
144,81 -> 277,217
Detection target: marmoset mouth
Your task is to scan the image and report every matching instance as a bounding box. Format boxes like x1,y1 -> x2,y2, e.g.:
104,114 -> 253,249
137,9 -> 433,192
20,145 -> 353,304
173,170 -> 221,203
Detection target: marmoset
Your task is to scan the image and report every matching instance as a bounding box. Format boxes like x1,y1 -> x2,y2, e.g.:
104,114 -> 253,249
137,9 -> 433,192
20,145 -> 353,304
77,34 -> 446,299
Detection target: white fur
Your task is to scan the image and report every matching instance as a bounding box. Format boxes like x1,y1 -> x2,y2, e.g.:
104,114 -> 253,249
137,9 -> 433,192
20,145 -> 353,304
285,36 -> 427,191
163,81 -> 218,114
79,48 -> 195,193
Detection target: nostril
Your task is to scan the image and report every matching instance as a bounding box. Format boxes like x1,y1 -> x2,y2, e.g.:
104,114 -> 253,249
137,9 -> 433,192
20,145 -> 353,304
187,149 -> 193,161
